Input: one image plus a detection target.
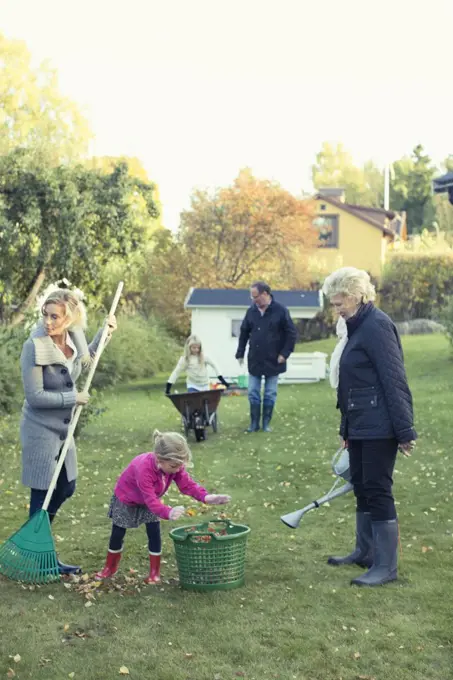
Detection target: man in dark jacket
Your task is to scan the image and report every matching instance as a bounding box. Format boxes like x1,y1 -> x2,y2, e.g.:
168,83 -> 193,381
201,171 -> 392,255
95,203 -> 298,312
235,281 -> 296,432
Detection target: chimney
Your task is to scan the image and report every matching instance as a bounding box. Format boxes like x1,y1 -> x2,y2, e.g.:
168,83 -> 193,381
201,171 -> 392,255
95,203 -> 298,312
318,187 -> 346,203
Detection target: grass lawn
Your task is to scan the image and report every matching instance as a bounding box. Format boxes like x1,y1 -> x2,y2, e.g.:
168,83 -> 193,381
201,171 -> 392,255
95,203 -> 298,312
0,334 -> 452,680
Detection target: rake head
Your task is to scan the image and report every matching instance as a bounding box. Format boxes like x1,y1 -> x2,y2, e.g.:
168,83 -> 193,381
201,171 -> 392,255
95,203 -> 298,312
0,510 -> 60,584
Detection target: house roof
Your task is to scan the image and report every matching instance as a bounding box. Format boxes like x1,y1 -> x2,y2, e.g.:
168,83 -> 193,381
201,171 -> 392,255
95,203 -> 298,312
315,194 -> 396,237
185,288 -> 323,309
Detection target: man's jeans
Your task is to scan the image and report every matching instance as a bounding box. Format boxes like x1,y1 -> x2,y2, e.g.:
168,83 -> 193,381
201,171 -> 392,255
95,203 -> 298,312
248,374 -> 279,407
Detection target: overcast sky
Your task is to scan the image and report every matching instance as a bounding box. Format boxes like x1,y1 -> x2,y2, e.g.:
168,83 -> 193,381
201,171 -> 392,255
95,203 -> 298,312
2,0 -> 452,228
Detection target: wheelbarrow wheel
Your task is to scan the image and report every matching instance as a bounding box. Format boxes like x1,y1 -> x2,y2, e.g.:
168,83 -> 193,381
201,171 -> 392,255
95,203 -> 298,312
182,417 -> 189,437
195,427 -> 206,442
211,412 -> 218,433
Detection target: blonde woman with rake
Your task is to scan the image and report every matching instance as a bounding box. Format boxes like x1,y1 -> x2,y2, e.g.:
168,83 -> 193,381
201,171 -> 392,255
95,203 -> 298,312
19,287 -> 117,575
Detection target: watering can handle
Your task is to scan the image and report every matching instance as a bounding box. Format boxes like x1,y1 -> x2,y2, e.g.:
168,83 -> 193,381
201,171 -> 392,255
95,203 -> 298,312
41,281 -> 124,512
331,446 -> 344,468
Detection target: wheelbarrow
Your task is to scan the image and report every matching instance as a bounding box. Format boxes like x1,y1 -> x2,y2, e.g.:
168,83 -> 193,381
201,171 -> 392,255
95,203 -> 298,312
166,389 -> 223,442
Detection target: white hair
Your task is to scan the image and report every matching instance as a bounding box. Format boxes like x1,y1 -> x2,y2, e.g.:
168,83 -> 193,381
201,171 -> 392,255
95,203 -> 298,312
322,267 -> 376,304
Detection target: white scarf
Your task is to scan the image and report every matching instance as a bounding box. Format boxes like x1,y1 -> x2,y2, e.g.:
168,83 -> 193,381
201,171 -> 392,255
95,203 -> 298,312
329,316 -> 348,389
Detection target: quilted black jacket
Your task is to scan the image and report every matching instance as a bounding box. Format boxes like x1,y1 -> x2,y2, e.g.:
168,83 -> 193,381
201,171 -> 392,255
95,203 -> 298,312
235,298 -> 296,377
338,304 -> 417,443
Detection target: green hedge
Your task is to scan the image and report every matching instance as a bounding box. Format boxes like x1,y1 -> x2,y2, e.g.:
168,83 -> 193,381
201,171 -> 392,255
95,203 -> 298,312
440,297 -> 453,351
90,312 -> 181,389
295,308 -> 336,343
380,253 -> 453,321
0,324 -> 28,415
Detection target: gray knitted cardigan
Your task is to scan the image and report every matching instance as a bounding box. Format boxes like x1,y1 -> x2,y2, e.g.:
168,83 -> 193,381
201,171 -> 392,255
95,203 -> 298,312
20,322 -> 103,490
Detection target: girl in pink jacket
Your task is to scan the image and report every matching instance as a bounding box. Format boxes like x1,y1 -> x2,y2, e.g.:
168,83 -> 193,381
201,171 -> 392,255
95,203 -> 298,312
96,430 -> 231,583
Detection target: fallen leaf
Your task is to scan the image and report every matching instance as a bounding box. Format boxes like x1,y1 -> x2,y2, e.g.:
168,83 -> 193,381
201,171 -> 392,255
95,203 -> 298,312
13,655 -> 21,663
84,601 -> 93,608
184,653 -> 193,659
353,651 -> 361,659
69,674 -> 75,679
119,667 -> 129,675
64,624 -> 70,632
48,594 -> 55,600
7,670 -> 16,679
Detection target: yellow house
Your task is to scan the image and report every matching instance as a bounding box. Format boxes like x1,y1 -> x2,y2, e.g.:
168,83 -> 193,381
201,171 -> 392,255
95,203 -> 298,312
311,189 -> 406,279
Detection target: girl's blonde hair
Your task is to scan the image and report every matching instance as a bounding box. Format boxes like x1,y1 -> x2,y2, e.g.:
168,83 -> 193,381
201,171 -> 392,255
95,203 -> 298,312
322,267 -> 376,304
42,288 -> 87,331
184,334 -> 205,365
153,430 -> 193,467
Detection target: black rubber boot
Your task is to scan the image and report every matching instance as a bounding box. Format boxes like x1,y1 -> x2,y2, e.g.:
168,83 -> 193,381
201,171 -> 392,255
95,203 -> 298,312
351,519 -> 398,586
262,403 -> 274,432
57,559 -> 82,576
245,403 -> 261,432
328,511 -> 373,568
48,513 -> 82,575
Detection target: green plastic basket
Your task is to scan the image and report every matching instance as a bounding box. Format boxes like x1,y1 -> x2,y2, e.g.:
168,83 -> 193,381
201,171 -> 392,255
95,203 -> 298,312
169,519 -> 251,591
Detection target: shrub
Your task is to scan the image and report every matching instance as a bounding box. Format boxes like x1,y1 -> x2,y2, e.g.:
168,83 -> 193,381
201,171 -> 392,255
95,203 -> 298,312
89,312 -> 182,388
0,324 -> 29,415
380,252 -> 453,321
439,297 -> 453,350
295,308 -> 336,343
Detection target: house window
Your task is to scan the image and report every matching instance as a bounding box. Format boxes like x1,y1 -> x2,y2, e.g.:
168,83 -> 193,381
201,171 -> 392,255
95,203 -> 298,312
313,214 -> 339,248
231,320 -> 242,338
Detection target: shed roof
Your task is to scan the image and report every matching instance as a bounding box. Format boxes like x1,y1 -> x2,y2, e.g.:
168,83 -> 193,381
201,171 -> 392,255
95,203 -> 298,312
185,288 -> 322,309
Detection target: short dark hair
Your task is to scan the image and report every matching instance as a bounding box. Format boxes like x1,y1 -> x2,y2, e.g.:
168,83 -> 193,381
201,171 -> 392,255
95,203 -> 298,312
251,281 -> 271,295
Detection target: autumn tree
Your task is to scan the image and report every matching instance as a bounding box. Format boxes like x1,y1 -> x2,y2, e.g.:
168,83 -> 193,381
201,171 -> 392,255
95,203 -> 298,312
179,169 -> 316,286
140,170 -> 317,336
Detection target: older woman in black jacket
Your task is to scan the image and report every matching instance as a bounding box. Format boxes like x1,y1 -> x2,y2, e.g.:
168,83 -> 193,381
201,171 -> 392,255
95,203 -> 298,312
322,267 -> 417,586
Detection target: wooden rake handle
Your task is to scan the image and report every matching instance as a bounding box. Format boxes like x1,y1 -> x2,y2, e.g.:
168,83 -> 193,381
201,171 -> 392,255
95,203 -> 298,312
41,281 -> 124,512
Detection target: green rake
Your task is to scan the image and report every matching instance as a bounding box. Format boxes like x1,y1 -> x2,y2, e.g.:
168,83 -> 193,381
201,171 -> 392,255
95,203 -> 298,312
0,281 -> 123,585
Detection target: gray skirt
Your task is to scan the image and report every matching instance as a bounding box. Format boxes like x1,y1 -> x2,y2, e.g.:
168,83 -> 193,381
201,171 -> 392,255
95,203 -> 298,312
108,494 -> 160,528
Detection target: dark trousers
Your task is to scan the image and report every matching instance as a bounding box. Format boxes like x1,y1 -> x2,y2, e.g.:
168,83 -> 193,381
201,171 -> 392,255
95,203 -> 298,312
29,463 -> 76,518
109,522 -> 161,553
348,438 -> 398,522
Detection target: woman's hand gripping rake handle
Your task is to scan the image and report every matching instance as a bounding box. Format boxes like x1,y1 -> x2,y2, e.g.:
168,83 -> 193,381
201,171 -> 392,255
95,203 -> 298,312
40,282 -> 124,514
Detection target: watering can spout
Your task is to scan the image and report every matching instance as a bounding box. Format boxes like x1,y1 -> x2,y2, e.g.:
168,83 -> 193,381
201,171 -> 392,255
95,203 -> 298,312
280,482 -> 353,528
